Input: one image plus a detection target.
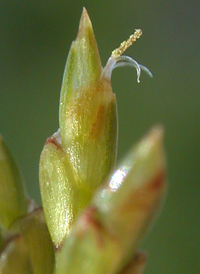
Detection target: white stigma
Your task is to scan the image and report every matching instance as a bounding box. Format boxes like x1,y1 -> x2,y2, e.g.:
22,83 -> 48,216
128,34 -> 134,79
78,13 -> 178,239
100,29 -> 153,83
101,55 -> 153,83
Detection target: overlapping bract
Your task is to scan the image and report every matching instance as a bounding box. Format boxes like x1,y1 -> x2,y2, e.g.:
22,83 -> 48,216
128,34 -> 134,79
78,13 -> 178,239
39,8 -> 118,247
0,8 -> 167,274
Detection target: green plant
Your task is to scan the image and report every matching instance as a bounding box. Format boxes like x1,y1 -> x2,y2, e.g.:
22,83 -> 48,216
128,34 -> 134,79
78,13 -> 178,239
0,8 -> 167,274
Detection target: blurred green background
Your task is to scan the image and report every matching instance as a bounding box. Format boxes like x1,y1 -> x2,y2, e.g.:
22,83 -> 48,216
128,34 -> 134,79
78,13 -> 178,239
0,1 -> 199,273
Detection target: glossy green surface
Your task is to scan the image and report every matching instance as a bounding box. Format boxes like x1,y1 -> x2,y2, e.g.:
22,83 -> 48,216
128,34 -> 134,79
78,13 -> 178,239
39,134 -> 76,247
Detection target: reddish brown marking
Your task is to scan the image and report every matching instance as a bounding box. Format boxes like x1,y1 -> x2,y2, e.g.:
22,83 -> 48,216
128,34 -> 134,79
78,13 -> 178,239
147,170 -> 166,192
77,206 -> 116,249
95,79 -> 112,94
100,78 -> 113,93
45,136 -> 62,150
79,206 -> 104,248
0,234 -> 21,256
120,170 -> 166,213
89,105 -> 105,139
119,251 -> 147,273
54,243 -> 62,253
46,136 -> 58,146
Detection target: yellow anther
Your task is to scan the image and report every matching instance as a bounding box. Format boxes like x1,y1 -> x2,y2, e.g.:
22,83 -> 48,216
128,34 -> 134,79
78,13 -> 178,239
111,29 -> 142,58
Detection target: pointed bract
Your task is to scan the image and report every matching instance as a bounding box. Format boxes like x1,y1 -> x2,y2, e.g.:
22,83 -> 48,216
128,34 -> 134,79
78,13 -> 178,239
39,131 -> 75,247
59,8 -> 118,193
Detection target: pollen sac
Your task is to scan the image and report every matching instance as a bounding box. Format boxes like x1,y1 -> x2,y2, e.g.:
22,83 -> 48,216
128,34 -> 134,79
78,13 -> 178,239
0,136 -> 28,230
59,8 -> 118,194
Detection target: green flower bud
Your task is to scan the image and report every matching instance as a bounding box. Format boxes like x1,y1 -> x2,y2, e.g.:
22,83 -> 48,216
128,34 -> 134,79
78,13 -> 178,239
40,9 -> 118,247
55,127 -> 167,274
0,136 -> 28,230
59,8 -> 118,193
40,7 -> 153,250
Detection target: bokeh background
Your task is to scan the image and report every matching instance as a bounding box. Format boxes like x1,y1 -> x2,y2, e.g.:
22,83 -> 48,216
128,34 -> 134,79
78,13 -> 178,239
0,1 -> 199,273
